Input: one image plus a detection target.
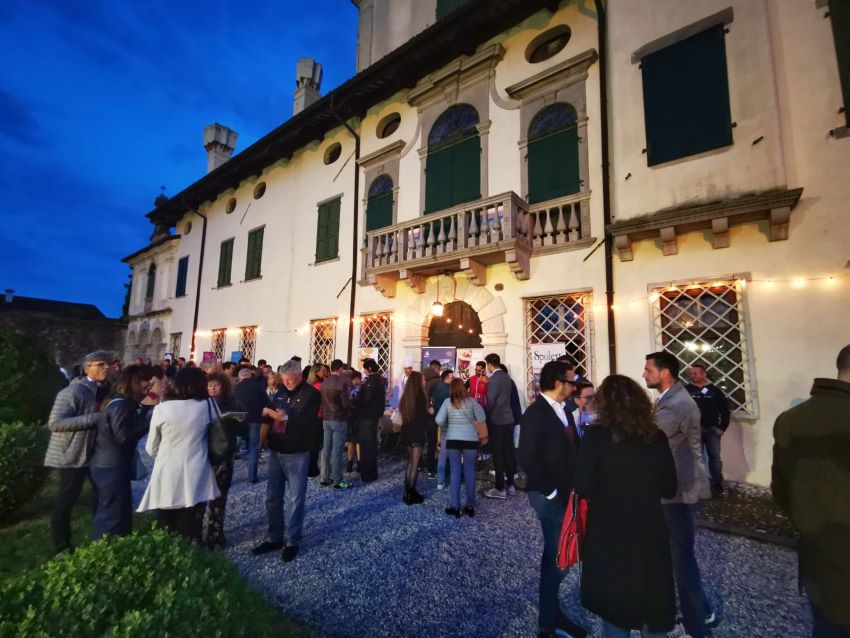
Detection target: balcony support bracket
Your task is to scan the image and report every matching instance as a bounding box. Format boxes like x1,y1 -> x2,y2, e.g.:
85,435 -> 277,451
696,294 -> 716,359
460,257 -> 486,286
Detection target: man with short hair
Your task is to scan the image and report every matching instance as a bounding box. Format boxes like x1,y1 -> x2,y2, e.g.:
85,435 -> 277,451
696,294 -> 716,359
469,360 -> 488,409
252,360 -> 320,562
234,367 -> 271,483
643,352 -> 715,638
44,350 -> 112,554
484,353 -> 518,499
356,358 -> 386,483
319,359 -> 353,489
686,363 -> 731,497
518,360 -> 586,638
773,344 -> 850,636
571,381 -> 596,438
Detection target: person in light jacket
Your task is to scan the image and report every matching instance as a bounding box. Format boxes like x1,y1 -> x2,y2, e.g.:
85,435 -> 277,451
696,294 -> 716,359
137,367 -> 220,544
435,379 -> 484,517
90,365 -> 154,539
45,350 -> 112,554
643,352 -> 715,638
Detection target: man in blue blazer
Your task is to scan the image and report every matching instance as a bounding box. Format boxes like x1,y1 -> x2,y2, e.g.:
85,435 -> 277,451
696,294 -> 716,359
519,360 -> 586,638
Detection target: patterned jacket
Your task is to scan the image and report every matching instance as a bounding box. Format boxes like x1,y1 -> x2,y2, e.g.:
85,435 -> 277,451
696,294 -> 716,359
44,376 -> 99,468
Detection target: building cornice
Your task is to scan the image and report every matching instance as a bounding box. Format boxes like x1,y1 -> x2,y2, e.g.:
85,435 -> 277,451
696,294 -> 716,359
406,44 -> 506,109
121,235 -> 181,264
505,48 -> 598,101
357,140 -> 406,169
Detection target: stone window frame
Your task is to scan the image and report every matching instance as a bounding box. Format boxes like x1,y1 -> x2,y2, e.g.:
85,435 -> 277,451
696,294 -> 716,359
358,140 -> 404,240
407,44 -> 505,216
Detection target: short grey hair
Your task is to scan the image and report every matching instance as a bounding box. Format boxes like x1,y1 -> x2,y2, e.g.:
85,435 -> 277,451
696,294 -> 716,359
280,360 -> 302,376
238,368 -> 253,380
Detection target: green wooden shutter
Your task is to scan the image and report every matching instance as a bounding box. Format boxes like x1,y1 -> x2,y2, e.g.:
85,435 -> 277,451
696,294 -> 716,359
316,199 -> 341,262
527,127 -> 580,204
218,239 -> 233,287
366,192 -> 393,231
830,0 -> 850,127
175,256 -> 189,297
245,228 -> 263,280
425,146 -> 454,213
642,24 -> 733,166
451,135 -> 481,206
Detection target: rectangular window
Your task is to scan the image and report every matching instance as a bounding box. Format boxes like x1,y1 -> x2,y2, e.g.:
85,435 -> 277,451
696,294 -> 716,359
309,318 -> 337,364
239,326 -> 257,363
245,227 -> 264,281
650,278 -> 756,417
525,293 -> 594,403
169,332 -> 182,358
218,239 -> 234,287
830,0 -> 850,127
359,312 -> 393,381
175,256 -> 189,297
211,328 -> 226,361
315,198 -> 341,263
641,23 -> 733,166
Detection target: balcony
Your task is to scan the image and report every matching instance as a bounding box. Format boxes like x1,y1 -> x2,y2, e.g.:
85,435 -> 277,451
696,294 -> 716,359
361,191 -> 592,297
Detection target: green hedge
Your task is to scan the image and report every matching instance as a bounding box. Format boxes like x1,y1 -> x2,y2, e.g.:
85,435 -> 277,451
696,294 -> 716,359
0,421 -> 49,521
0,530 -> 292,637
0,330 -> 66,424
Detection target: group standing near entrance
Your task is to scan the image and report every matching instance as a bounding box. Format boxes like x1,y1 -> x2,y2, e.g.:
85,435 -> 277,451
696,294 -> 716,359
43,344 -> 850,637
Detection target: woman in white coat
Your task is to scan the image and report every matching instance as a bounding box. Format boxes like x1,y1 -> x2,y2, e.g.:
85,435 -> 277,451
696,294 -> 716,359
138,367 -> 220,543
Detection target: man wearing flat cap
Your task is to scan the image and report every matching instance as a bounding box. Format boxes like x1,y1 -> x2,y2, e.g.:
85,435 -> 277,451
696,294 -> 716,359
44,350 -> 112,553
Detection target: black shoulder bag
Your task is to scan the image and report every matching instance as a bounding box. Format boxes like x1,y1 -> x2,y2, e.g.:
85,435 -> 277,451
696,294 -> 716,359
207,399 -> 236,466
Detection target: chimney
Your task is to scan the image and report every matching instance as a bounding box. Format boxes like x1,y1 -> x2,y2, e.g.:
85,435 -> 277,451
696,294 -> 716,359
293,58 -> 323,115
203,123 -> 238,173
4,289 -> 13,303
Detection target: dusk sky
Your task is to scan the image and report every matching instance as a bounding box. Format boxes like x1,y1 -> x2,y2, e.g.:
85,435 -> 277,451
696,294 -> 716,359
0,1 -> 358,318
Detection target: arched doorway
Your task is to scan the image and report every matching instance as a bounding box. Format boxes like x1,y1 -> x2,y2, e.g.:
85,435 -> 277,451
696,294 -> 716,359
428,300 -> 482,348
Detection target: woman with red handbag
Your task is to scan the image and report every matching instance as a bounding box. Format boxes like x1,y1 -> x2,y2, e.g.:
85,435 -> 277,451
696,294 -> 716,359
573,374 -> 678,638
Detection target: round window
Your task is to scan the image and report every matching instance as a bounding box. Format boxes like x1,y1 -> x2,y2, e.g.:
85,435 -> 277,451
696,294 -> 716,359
225,197 -> 237,214
377,112 -> 401,139
323,142 -> 342,165
253,182 -> 266,199
184,221 -> 192,235
526,25 -> 571,63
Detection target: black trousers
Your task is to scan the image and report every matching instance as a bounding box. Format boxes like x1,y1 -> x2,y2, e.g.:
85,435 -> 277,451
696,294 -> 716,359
91,465 -> 133,540
156,503 -> 206,544
490,423 -> 517,490
423,415 -> 438,474
51,467 -> 98,553
358,418 -> 379,482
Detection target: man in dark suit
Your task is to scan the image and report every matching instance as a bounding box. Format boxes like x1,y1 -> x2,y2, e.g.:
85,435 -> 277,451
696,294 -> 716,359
518,360 -> 586,638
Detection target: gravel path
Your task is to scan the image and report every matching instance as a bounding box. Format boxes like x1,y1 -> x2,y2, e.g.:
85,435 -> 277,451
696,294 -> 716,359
134,449 -> 812,637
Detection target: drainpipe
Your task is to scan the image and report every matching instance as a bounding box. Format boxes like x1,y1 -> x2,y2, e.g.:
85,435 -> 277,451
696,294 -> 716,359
594,0 -> 617,374
189,206 -> 208,361
330,99 -> 361,363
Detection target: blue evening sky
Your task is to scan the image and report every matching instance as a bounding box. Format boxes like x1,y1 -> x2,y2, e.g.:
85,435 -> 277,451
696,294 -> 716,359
0,1 -> 358,317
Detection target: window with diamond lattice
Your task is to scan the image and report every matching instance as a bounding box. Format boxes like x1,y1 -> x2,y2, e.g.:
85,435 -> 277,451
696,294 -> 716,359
525,294 -> 594,402
211,329 -> 226,361
169,333 -> 182,358
651,280 -> 756,417
309,319 -> 336,365
239,326 -> 257,363
359,313 -> 393,380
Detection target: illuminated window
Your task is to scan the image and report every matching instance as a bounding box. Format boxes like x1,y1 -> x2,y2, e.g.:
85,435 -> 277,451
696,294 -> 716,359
239,326 -> 257,363
309,319 -> 336,365
359,312 -> 393,380
211,328 -> 226,361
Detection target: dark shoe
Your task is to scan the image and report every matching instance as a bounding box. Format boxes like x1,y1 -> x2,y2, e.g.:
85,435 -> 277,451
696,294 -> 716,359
444,506 -> 461,518
346,459 -> 354,473
281,545 -> 299,562
319,479 -> 333,487
248,478 -> 259,484
409,488 -> 425,504
555,611 -> 588,638
334,480 -> 353,490
403,486 -> 414,505
463,506 -> 475,518
251,541 -> 284,555
427,472 -> 437,479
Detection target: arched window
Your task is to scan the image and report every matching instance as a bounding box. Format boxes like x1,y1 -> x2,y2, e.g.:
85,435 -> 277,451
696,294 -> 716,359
527,103 -> 580,204
366,174 -> 394,232
145,263 -> 156,299
425,104 -> 481,213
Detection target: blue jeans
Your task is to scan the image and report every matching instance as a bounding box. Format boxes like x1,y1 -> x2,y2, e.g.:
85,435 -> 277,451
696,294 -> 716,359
664,503 -> 710,638
265,451 -> 309,547
528,490 -> 569,633
321,419 -> 348,483
437,428 -> 448,484
91,464 -> 133,539
701,428 -> 723,491
447,447 -> 477,509
603,620 -> 667,638
247,422 -> 261,482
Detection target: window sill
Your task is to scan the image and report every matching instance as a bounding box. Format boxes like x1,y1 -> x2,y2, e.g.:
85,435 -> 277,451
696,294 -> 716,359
175,293 -> 187,298
242,275 -> 263,283
314,256 -> 340,265
215,283 -> 232,290
832,125 -> 849,140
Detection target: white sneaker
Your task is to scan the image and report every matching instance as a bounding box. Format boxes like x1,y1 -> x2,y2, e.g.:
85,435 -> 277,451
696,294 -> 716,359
484,488 -> 507,500
666,623 -> 691,638
437,483 -> 445,490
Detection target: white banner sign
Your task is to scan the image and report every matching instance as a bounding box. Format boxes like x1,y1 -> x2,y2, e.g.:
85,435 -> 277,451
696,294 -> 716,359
530,343 -> 565,373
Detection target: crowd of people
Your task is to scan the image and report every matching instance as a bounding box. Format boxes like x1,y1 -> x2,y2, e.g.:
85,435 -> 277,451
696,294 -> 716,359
42,342 -> 850,638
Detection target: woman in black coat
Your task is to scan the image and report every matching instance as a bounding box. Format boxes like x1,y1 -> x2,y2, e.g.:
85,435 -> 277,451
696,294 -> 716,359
573,374 -> 678,638
90,365 -> 154,539
399,371 -> 429,504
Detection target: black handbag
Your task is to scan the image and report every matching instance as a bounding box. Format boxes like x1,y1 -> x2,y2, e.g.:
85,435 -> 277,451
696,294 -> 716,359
207,399 -> 236,465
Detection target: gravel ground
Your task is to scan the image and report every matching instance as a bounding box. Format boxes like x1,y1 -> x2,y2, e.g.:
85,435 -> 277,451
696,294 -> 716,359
133,449 -> 812,638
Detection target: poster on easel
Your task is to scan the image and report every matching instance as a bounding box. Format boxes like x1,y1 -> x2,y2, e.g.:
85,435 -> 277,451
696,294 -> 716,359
202,351 -> 215,362
230,351 -> 243,364
456,348 -> 485,383
529,343 -> 565,399
420,347 -> 456,373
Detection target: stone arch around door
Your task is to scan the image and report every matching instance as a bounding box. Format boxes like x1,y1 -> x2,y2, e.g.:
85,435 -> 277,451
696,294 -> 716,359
400,277 -> 507,368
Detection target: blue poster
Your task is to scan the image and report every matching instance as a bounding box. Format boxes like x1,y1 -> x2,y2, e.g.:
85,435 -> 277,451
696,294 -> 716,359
420,347 -> 456,373
230,351 -> 244,363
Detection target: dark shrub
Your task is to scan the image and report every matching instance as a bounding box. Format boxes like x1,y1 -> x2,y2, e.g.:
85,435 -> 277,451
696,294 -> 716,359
0,330 -> 66,424
0,530 -> 292,637
0,421 -> 49,521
